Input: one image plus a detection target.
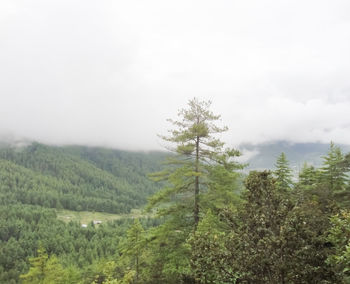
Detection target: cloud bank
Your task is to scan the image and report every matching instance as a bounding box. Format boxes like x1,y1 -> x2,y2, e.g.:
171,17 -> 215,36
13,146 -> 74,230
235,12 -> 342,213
1,0 -> 349,150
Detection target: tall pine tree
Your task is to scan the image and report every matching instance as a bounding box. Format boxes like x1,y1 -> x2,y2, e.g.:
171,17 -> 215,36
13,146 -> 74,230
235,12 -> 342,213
119,219 -> 145,283
148,97 -> 241,228
321,142 -> 348,193
146,98 -> 242,282
274,152 -> 293,191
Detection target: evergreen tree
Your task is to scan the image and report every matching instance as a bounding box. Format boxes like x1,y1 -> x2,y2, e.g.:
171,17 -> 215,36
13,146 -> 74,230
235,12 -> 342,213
321,142 -> 348,192
148,97 -> 241,227
189,209 -> 238,284
92,261 -> 135,284
320,143 -> 350,209
327,210 -> 350,282
298,162 -> 319,189
20,247 -> 72,284
228,171 -> 337,283
147,98 -> 242,282
274,152 -> 293,191
20,246 -> 48,284
119,219 -> 145,283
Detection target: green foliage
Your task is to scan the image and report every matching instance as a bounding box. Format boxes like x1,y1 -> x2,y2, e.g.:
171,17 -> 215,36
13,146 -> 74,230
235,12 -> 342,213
91,260 -> 135,284
298,162 -> 320,189
201,155 -> 243,213
297,142 -> 350,209
321,142 -> 348,193
327,211 -> 350,282
119,219 -> 145,283
234,171 -> 292,283
224,171 -> 337,283
189,209 -> 239,284
274,152 -> 293,191
149,98 -> 242,224
2,107 -> 350,284
20,246 -> 48,284
0,143 -> 165,213
146,98 -> 242,282
20,246 -> 78,284
140,214 -> 192,283
0,203 -> 155,283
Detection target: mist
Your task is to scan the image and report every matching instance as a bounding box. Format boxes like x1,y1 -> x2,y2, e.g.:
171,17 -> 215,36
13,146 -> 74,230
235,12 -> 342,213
1,0 -> 350,150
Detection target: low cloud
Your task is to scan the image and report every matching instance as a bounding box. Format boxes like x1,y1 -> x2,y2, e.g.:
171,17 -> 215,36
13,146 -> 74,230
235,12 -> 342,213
0,0 -> 349,150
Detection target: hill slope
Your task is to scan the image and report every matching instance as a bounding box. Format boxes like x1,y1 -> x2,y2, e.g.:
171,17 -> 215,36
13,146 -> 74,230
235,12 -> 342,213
0,143 -> 167,213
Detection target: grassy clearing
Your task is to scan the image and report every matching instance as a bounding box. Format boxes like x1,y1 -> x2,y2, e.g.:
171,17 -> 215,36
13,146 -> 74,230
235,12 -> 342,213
56,208 -> 146,225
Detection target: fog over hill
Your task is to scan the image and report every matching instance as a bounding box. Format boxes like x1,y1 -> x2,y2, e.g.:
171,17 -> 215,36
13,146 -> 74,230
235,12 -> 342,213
2,136 -> 349,174
240,140 -> 350,171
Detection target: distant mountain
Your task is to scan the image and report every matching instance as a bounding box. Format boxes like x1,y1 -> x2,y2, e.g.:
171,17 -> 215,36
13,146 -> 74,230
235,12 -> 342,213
239,141 -> 350,171
0,142 -> 168,213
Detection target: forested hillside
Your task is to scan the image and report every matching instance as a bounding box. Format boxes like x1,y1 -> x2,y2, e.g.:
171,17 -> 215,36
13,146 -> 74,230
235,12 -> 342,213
0,143 -> 166,213
0,143 -> 166,283
0,203 -> 159,283
1,99 -> 350,283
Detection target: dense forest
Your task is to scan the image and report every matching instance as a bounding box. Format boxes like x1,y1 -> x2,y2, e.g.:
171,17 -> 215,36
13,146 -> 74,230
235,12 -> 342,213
0,144 -> 166,213
0,144 -> 166,282
1,98 -> 350,283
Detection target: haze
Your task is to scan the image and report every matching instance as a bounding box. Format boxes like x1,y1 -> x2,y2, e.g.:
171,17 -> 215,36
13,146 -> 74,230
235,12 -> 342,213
1,0 -> 350,150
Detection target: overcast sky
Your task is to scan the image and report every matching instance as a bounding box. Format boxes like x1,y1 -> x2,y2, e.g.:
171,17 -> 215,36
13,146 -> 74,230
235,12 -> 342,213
1,0 -> 350,150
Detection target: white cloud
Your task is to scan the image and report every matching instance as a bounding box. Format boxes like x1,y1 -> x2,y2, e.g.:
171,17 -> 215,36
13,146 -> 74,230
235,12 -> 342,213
227,97 -> 350,146
0,0 -> 349,150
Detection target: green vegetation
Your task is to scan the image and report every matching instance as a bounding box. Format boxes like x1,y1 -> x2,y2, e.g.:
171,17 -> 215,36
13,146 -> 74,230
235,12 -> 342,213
0,144 -> 166,213
1,98 -> 350,283
274,152 -> 293,191
0,203 -> 158,283
0,145 -> 163,283
145,98 -> 243,282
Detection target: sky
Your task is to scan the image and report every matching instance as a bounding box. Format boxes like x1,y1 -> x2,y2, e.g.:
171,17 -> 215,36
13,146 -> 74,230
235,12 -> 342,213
1,0 -> 350,150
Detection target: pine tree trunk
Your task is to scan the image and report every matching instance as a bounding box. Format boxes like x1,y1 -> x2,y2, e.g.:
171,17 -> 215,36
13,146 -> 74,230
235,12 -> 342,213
136,255 -> 139,283
194,135 -> 199,228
